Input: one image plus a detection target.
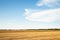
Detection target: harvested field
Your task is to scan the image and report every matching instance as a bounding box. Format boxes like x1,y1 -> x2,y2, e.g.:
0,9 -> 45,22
0,30 -> 60,40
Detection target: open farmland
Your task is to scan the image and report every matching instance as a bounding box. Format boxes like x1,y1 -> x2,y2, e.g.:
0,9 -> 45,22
0,30 -> 60,40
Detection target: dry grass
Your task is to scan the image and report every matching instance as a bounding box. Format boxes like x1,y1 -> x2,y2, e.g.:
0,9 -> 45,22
0,30 -> 60,40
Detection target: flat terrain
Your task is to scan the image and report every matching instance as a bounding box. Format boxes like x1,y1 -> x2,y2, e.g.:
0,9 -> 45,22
0,30 -> 60,40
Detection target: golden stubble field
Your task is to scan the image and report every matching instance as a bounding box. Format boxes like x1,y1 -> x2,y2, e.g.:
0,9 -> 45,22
0,30 -> 60,40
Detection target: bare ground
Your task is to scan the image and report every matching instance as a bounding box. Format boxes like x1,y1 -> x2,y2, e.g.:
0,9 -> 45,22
0,30 -> 60,40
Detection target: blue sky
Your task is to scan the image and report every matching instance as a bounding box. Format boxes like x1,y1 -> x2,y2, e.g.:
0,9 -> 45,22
0,0 -> 60,29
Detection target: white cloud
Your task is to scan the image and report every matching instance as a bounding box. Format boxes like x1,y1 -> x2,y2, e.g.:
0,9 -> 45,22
24,9 -> 30,15
36,0 -> 60,7
24,9 -> 40,16
25,8 -> 60,22
22,0 -> 60,29
24,0 -> 60,23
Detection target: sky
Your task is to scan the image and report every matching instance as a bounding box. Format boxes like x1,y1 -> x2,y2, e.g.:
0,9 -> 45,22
0,0 -> 60,29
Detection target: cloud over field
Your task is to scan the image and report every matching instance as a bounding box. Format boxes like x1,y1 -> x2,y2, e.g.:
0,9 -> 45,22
24,0 -> 60,22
